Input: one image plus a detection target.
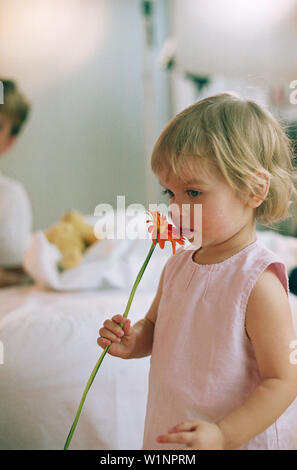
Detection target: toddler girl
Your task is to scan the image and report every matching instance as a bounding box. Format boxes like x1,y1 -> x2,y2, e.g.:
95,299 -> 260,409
98,93 -> 297,450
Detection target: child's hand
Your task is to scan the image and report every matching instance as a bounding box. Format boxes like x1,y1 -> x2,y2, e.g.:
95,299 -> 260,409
156,420 -> 225,450
97,314 -> 136,359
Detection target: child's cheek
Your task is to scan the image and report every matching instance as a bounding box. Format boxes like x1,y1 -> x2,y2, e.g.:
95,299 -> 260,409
202,208 -> 227,238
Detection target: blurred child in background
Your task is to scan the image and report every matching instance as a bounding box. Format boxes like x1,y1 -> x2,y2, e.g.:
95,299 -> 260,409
0,79 -> 32,287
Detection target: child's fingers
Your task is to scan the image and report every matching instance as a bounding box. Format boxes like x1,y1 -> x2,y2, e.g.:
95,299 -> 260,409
112,314 -> 127,326
97,316 -> 131,349
99,326 -> 121,343
112,315 -> 131,334
97,337 -> 112,348
97,315 -> 135,359
103,318 -> 124,338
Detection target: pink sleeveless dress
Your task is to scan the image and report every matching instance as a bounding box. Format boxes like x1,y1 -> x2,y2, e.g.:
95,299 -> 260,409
142,239 -> 297,450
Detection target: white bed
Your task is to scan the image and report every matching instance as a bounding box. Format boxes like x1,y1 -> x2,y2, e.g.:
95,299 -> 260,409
0,285 -> 155,450
0,229 -> 297,450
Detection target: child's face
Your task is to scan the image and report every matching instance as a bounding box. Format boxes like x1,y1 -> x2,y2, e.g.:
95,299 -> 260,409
157,161 -> 255,248
0,113 -> 15,155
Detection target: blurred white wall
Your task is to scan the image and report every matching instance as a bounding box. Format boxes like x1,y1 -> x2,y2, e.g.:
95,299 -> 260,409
173,0 -> 297,84
169,0 -> 297,122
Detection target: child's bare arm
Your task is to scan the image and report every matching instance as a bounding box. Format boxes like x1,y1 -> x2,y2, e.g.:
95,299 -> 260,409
97,266 -> 166,359
217,266 -> 297,449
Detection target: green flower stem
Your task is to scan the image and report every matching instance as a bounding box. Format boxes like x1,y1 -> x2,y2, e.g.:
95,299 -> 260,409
63,241 -> 156,450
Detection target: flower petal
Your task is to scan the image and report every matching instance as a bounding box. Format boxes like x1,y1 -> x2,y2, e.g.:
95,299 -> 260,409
146,210 -> 186,250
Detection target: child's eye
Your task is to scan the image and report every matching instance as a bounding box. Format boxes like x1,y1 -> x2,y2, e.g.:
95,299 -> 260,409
161,189 -> 174,198
187,190 -> 201,197
161,188 -> 201,198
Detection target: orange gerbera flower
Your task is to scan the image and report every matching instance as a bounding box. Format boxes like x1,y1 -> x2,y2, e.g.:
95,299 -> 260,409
146,210 -> 186,254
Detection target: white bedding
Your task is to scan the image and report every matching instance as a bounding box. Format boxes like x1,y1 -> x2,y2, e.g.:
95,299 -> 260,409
0,285 -> 153,450
0,229 -> 297,450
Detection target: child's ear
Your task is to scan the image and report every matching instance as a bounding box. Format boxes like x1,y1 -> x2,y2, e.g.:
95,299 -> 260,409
3,135 -> 16,153
248,171 -> 270,209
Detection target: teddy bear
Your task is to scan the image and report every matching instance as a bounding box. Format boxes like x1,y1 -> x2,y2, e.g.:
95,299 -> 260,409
45,210 -> 100,270
61,210 -> 98,246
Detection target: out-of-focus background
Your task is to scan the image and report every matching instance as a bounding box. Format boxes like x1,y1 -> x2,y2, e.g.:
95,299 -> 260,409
1,0 -> 297,451
0,0 -> 171,230
0,0 -> 296,234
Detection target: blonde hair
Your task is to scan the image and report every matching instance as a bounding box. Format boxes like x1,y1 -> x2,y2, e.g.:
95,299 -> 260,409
151,92 -> 297,226
0,79 -> 30,136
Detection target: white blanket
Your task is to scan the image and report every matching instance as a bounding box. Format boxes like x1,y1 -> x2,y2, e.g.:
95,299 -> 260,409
0,285 -> 153,450
23,211 -> 174,292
